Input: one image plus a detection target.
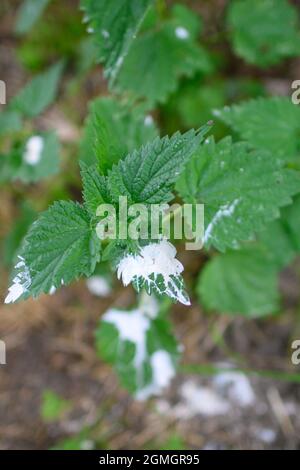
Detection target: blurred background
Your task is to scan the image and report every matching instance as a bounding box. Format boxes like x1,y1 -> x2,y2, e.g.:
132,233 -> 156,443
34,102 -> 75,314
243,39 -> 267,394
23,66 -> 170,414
1,0 -> 300,450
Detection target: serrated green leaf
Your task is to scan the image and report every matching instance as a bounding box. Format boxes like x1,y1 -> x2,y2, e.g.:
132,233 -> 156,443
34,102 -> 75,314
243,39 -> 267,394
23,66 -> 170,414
10,62 -> 63,118
5,201 -> 99,302
132,272 -> 190,307
95,303 -> 179,397
80,162 -> 111,214
116,18 -> 212,104
15,0 -> 51,35
227,0 -> 300,67
176,136 -> 300,251
80,0 -> 153,84
215,97 -> 300,162
197,246 -> 280,317
79,97 -> 158,172
108,126 -> 210,204
116,240 -> 190,306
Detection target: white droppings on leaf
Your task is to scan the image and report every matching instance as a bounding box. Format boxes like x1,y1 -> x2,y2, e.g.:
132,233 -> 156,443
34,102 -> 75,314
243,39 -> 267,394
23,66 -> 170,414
136,350 -> 176,400
23,136 -> 44,166
203,199 -> 240,244
4,256 -> 31,304
103,308 -> 150,371
116,56 -> 124,67
212,108 -> 221,117
87,26 -> 94,34
117,240 -> 190,305
144,115 -> 154,126
49,286 -> 56,295
86,275 -> 111,297
103,305 -> 177,399
175,26 -> 189,40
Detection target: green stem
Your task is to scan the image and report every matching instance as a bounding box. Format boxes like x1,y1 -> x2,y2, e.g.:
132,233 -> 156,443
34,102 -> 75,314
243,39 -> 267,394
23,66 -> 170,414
180,363 -> 300,384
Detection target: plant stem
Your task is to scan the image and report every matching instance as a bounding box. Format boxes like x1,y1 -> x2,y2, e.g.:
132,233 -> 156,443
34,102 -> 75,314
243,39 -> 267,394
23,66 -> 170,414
180,363 -> 300,384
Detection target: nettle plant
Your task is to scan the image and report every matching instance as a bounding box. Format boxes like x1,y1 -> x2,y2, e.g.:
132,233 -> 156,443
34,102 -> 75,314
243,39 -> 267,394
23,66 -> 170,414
3,0 -> 300,398
0,62 -> 62,183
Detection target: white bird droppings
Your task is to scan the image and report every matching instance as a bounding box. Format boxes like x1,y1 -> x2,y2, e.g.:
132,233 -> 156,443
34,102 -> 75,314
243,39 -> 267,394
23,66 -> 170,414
23,136 -> 44,166
175,26 -> 190,40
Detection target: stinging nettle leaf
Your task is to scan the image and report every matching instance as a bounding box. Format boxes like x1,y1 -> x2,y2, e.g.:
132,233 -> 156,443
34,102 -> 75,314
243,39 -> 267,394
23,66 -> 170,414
116,15 -> 212,104
227,0 -> 300,67
116,240 -> 191,306
79,97 -> 158,172
15,0 -> 51,35
5,201 -> 99,302
80,0 -> 153,84
215,97 -> 300,162
108,125 -> 211,204
10,61 -> 64,118
80,162 -> 111,214
197,246 -> 280,317
176,136 -> 300,251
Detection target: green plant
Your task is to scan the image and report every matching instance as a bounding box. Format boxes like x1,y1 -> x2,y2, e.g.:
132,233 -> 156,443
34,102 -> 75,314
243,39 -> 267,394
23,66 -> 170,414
3,0 -> 300,400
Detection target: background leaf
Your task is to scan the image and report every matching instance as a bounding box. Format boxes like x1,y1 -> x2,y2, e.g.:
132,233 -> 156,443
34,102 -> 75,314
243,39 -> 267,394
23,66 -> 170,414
15,0 -> 51,35
197,246 -> 280,317
227,0 -> 300,67
10,61 -> 63,118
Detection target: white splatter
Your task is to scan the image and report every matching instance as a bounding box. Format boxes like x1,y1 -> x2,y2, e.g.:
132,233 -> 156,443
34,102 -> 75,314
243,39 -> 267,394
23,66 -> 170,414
23,136 -> 44,166
144,115 -> 154,126
49,286 -> 56,295
103,308 -> 150,371
203,199 -> 239,244
87,26 -> 94,34
4,256 -> 31,304
175,26 -> 189,40
86,275 -> 111,297
117,240 -> 190,305
255,428 -> 276,444
175,380 -> 230,418
136,350 -> 176,400
80,440 -> 95,450
213,371 -> 255,407
101,30 -> 110,38
116,56 -> 124,67
103,304 -> 176,399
